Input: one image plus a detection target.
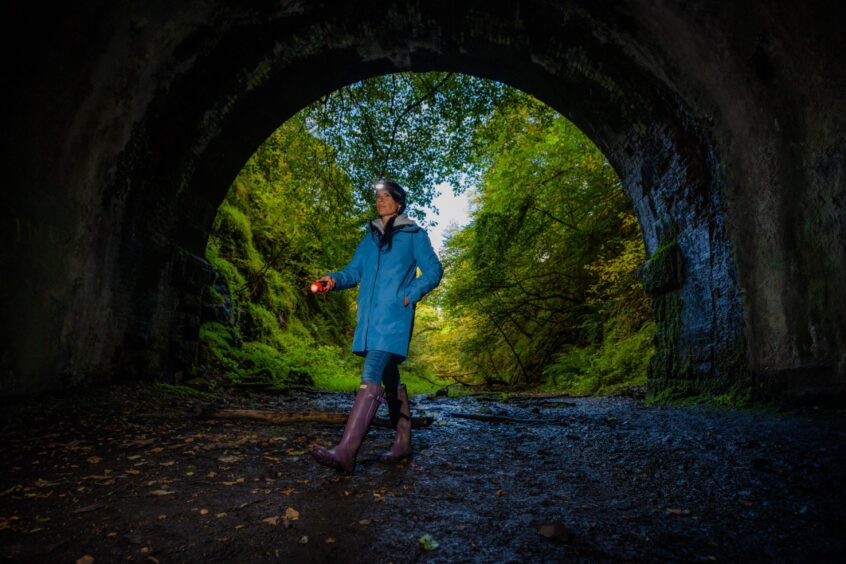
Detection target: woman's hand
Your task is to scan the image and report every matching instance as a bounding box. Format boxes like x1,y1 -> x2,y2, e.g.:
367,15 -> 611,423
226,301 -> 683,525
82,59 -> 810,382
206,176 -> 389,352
404,296 -> 409,307
320,275 -> 336,291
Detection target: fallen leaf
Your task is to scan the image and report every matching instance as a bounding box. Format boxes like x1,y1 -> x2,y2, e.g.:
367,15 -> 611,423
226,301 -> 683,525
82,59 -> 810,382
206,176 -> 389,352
358,519 -> 371,525
157,514 -> 167,520
148,489 -> 176,497
666,508 -> 691,516
76,556 -> 95,564
279,487 -> 295,496
216,512 -> 227,518
262,516 -> 279,526
218,456 -> 240,464
325,537 -> 336,544
285,507 -> 300,521
74,504 -> 105,514
495,489 -> 506,497
87,456 -> 102,464
159,461 -> 175,467
199,509 -> 209,515
298,535 -> 309,544
419,534 -> 439,551
34,479 -> 60,488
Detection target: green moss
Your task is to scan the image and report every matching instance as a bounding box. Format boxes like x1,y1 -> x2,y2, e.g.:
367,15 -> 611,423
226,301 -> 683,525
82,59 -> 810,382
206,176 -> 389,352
206,285 -> 226,305
640,235 -> 684,295
152,382 -> 214,399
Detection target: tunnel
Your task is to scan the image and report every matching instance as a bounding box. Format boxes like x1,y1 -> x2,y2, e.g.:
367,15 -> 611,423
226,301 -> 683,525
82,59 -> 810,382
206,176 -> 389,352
3,0 -> 845,402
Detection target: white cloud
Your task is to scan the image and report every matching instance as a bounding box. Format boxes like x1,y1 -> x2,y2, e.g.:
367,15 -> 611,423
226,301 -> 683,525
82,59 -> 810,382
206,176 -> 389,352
423,182 -> 472,256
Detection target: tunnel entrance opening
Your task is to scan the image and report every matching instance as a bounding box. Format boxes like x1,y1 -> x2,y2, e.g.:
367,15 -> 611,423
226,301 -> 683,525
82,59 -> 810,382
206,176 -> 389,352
6,2 -> 844,402
117,26 -> 744,404
196,71 -> 654,398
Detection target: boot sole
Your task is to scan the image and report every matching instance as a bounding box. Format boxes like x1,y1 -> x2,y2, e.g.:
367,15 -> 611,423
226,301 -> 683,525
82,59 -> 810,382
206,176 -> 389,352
312,448 -> 355,472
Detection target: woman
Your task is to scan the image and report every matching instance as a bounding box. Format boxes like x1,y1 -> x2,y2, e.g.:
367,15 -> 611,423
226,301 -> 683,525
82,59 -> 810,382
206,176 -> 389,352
311,180 -> 443,472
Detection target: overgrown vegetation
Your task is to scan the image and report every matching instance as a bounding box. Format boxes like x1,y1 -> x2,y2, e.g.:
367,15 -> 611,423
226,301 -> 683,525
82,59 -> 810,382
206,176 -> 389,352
195,72 -> 653,396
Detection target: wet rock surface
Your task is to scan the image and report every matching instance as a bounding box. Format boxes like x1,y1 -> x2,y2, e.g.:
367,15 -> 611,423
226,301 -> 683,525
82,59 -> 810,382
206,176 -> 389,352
1,384 -> 844,562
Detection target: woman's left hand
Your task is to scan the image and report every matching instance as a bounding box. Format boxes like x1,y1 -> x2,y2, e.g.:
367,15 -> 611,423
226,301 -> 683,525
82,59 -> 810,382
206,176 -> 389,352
404,296 -> 409,307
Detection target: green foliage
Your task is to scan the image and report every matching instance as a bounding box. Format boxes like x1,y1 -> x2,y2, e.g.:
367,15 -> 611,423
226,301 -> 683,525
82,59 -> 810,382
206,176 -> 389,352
303,72 -> 514,224
435,90 -> 654,392
198,72 -> 654,398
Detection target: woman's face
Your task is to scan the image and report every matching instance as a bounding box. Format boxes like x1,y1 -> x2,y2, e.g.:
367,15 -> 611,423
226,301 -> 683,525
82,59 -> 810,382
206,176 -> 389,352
375,189 -> 401,217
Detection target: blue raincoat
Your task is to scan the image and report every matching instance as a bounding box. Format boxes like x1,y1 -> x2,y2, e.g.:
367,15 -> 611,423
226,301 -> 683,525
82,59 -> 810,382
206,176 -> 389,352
328,214 -> 443,359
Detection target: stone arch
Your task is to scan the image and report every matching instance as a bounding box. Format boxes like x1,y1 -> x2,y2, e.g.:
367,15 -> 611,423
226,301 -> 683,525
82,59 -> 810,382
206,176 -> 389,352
4,1 -> 844,401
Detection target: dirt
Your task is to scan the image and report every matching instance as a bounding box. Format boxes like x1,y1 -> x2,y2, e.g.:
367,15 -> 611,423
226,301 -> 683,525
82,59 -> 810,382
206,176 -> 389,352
1,384 -> 844,562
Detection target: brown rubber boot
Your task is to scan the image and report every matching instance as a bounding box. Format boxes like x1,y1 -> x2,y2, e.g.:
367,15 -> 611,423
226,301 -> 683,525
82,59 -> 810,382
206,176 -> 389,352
312,382 -> 383,472
380,384 -> 412,463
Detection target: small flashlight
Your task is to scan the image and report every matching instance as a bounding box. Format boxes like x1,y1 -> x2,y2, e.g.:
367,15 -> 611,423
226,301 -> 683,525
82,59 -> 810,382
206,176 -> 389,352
310,280 -> 329,293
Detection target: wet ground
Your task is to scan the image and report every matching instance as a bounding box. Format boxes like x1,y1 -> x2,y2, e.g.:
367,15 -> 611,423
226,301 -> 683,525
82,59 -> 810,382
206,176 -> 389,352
1,384 -> 845,562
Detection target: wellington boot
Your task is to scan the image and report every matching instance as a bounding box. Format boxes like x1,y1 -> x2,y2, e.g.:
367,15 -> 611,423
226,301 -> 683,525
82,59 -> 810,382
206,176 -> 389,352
312,382 -> 383,472
380,384 -> 412,463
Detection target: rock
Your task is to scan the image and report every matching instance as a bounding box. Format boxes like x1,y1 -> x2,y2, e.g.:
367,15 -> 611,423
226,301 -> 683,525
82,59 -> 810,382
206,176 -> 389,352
538,523 -> 570,543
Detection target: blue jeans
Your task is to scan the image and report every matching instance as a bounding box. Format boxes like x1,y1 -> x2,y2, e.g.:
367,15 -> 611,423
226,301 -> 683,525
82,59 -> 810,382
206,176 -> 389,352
360,349 -> 401,392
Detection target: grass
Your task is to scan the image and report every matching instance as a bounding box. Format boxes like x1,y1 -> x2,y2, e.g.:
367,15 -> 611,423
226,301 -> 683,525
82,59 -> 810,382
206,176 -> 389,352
309,361 -> 453,396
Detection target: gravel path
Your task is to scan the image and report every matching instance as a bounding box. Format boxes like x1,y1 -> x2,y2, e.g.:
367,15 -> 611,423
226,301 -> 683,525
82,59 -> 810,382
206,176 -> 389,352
1,385 -> 844,562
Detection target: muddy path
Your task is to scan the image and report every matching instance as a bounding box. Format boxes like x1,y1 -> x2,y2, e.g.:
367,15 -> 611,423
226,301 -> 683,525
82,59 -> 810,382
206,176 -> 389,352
1,384 -> 844,562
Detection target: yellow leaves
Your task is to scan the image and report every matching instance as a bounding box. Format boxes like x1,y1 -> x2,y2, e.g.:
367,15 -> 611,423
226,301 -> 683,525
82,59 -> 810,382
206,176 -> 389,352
284,507 -> 300,521
263,507 -> 299,527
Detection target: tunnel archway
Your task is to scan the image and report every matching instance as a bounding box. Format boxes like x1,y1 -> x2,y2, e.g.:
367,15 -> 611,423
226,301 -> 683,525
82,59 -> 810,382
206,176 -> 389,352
4,1 -> 845,401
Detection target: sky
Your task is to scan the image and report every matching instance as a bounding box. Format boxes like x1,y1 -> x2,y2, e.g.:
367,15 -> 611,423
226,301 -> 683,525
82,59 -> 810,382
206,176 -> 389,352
423,182 -> 473,256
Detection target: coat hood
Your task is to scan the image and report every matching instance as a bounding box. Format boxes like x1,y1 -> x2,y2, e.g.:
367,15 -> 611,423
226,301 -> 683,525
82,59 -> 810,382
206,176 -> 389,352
370,213 -> 418,234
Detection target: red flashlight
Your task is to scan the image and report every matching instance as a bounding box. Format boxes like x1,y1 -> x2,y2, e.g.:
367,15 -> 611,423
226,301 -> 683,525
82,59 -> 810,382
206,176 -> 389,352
310,280 -> 329,294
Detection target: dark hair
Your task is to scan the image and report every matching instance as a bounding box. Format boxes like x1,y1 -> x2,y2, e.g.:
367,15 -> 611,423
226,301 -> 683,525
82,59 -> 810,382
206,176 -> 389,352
375,180 -> 407,213
374,180 -> 407,252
